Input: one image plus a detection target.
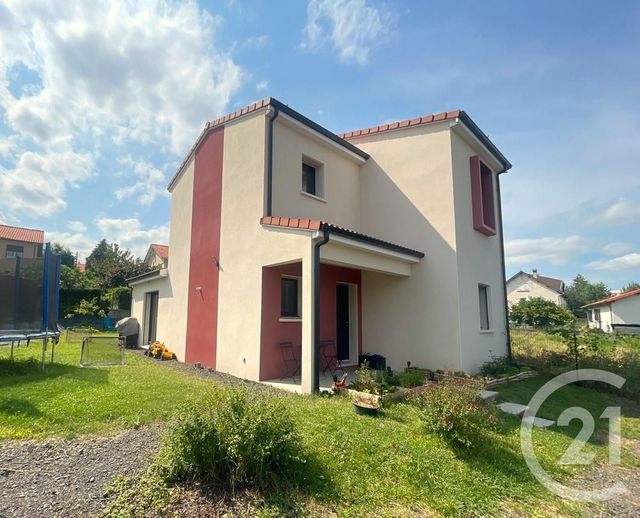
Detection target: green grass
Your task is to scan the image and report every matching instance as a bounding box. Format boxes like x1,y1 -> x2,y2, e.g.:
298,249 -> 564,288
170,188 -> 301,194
2,337 -> 639,516
0,335 -> 213,439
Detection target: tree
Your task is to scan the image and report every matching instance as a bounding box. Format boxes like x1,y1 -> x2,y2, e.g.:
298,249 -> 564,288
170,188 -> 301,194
85,239 -> 147,289
509,297 -> 576,328
52,242 -> 76,267
60,265 -> 99,290
564,274 -> 611,318
621,281 -> 640,293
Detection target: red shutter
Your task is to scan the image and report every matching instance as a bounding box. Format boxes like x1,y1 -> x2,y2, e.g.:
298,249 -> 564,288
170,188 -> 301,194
470,155 -> 496,236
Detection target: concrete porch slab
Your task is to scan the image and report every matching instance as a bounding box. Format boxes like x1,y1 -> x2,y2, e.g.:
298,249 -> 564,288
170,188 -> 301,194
522,415 -> 555,428
498,402 -> 529,416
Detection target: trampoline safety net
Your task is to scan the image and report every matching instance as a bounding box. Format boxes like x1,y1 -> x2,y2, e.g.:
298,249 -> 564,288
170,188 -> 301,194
81,336 -> 126,367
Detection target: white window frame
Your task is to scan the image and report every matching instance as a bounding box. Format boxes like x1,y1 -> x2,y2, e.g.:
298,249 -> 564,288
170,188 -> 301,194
301,155 -> 325,200
279,275 -> 302,322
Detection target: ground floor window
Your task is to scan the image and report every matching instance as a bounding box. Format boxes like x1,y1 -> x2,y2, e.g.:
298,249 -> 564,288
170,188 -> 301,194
281,276 -> 301,318
478,284 -> 491,330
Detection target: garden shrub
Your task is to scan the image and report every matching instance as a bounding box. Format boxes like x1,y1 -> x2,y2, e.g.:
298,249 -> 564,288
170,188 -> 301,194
480,354 -> 521,378
411,378 -> 496,448
397,371 -> 423,388
350,361 -> 380,393
155,387 -> 306,491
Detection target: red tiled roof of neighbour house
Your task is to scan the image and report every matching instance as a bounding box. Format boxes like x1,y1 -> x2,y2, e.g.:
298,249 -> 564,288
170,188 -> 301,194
0,224 -> 45,244
582,288 -> 640,309
259,216 -> 425,258
339,110 -> 461,139
151,244 -> 169,259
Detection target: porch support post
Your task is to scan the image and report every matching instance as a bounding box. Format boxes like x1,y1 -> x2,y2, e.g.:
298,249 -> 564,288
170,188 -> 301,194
300,242 -> 316,394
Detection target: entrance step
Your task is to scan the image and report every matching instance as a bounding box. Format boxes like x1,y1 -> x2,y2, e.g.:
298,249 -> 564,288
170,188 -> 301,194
479,390 -> 499,401
497,402 -> 529,416
522,415 -> 555,428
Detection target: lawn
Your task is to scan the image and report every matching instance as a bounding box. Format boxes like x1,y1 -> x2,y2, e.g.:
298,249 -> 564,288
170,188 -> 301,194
1,336 -> 638,516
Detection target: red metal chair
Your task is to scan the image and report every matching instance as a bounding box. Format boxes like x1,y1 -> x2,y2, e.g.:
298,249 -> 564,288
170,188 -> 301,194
320,339 -> 340,375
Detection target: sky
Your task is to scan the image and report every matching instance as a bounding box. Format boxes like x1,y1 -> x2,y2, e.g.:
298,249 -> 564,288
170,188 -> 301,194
0,0 -> 638,289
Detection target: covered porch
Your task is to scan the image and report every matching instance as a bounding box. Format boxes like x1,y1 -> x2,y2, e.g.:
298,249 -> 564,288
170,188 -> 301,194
258,217 -> 424,393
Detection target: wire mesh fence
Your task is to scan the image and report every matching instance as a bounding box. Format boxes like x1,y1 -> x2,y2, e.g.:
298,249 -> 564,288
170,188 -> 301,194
80,335 -> 125,367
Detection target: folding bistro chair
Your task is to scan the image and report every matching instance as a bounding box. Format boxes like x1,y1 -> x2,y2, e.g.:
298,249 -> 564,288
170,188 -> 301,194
320,340 -> 338,375
279,341 -> 300,381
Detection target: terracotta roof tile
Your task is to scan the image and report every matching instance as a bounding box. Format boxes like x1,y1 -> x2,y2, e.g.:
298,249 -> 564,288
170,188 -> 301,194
339,110 -> 461,140
259,216 -> 424,258
582,288 -> 640,309
0,224 -> 45,244
150,244 -> 169,259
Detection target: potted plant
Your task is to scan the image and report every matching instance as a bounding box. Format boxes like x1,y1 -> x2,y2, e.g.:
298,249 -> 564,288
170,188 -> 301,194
350,361 -> 382,415
351,389 -> 380,415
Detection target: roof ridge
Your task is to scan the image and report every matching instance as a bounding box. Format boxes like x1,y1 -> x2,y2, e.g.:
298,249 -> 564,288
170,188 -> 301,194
583,288 -> 640,308
339,109 -> 461,139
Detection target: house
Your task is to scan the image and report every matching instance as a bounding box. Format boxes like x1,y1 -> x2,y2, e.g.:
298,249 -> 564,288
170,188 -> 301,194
0,224 -> 44,259
506,269 -> 565,306
129,97 -> 512,393
583,289 -> 640,334
143,244 -> 169,269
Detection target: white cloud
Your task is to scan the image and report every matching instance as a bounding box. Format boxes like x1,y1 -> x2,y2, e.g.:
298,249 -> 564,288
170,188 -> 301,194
602,241 -> 635,256
255,80 -> 269,92
0,0 -> 244,218
241,35 -> 271,50
301,0 -> 394,66
114,156 -> 168,206
67,220 -> 87,233
505,235 -> 588,266
45,230 -> 95,261
94,217 -> 169,259
601,199 -> 640,225
0,149 -> 94,215
588,253 -> 640,271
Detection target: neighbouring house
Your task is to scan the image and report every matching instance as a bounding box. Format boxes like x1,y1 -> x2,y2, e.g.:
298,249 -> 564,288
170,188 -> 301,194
583,289 -> 640,334
143,244 -> 169,269
129,97 -> 512,393
0,224 -> 44,259
506,269 -> 566,306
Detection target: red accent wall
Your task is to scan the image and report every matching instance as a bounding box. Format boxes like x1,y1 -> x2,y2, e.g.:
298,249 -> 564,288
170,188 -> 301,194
259,262 -> 362,380
185,127 -> 224,367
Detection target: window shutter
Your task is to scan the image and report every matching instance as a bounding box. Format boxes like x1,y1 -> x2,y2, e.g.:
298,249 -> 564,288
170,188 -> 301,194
470,155 -> 496,236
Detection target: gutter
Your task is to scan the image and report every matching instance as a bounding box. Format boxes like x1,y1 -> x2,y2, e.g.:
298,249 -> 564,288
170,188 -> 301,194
312,224 -> 330,392
496,172 -> 512,361
265,104 -> 280,216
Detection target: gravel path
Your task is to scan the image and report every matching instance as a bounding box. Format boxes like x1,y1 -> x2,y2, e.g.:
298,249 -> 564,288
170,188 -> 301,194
0,426 -> 160,518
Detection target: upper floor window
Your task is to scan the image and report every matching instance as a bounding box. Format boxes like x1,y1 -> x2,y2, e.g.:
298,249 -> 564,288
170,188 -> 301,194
6,245 -> 24,258
470,156 -> 496,236
301,156 -> 324,199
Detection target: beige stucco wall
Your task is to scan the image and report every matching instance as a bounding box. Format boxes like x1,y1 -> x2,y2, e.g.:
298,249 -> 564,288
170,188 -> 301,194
271,117 -> 362,230
130,274 -> 172,344
507,273 -> 565,306
131,158 -> 194,360
0,239 -> 41,259
449,129 -> 508,371
352,122 -> 463,371
217,112 -> 315,385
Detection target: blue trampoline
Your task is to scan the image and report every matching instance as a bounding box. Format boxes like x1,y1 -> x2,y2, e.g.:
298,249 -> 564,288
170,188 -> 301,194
0,243 -> 62,368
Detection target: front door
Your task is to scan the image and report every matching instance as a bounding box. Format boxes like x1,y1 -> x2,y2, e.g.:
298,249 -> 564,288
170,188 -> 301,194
144,291 -> 159,344
336,284 -> 350,361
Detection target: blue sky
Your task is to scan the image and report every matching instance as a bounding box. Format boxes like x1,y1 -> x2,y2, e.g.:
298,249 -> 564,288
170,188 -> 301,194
0,0 -> 638,289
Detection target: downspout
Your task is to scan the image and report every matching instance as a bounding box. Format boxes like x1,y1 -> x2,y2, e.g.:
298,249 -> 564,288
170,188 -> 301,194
265,103 -> 279,217
496,173 -> 512,360
312,224 -> 330,393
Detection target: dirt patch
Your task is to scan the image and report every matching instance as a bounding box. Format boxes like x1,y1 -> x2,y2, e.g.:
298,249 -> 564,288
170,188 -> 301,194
0,426 -> 160,518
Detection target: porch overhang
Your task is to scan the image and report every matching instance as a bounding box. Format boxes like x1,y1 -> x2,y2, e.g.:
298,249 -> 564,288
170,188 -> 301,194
259,216 -> 424,276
